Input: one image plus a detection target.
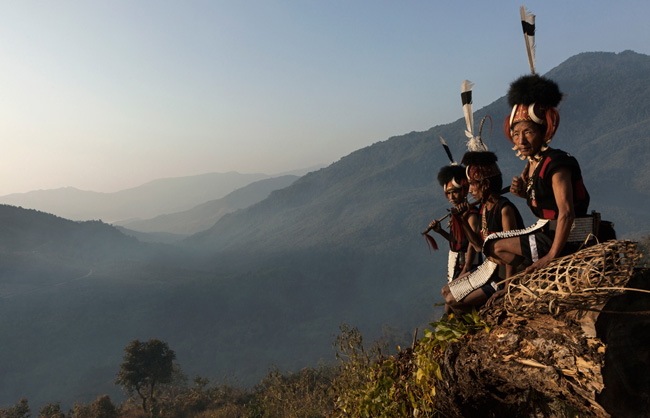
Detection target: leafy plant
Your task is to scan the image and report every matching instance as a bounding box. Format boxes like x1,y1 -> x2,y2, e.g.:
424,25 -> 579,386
0,398 -> 30,418
330,312 -> 491,418
69,395 -> 119,418
36,402 -> 65,418
253,365 -> 336,418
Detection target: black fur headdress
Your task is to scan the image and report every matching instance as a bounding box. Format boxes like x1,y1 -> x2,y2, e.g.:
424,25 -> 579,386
461,151 -> 498,168
507,74 -> 562,108
462,151 -> 501,182
437,165 -> 466,188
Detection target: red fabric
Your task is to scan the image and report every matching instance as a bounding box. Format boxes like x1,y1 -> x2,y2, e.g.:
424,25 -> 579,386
512,104 -> 532,124
542,208 -> 557,219
450,215 -> 464,252
424,233 -> 438,252
539,156 -> 552,179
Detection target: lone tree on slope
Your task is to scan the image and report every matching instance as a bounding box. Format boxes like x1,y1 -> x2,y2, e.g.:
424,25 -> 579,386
116,338 -> 176,416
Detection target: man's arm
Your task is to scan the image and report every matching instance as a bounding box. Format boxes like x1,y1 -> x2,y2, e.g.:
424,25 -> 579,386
457,209 -> 484,251
525,168 -> 574,273
427,219 -> 451,242
500,204 -> 520,279
459,212 -> 481,275
485,203 -> 521,306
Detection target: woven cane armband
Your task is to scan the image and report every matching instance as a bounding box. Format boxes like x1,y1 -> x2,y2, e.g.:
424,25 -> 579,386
448,259 -> 499,302
567,215 -> 599,243
482,219 -> 550,252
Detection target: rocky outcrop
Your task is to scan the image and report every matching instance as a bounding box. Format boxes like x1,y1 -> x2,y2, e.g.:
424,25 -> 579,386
596,268 -> 650,418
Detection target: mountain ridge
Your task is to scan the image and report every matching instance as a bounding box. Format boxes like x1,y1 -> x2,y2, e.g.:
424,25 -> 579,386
0,171 -> 281,222
116,174 -> 299,236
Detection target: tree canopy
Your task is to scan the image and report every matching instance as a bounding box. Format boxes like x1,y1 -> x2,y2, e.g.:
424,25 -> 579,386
116,339 -> 176,416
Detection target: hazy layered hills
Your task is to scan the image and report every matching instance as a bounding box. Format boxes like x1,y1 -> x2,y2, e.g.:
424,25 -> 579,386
0,205 -> 145,297
0,171 -> 273,223
2,50 -> 650,410
0,203 -> 372,408
116,175 -> 299,237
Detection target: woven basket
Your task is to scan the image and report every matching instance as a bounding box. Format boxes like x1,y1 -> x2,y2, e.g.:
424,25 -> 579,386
503,240 -> 640,316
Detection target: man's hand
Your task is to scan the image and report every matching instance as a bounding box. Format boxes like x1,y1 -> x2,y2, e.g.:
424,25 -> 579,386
524,254 -> 553,273
451,202 -> 471,217
485,288 -> 506,308
428,219 -> 442,233
510,176 -> 527,198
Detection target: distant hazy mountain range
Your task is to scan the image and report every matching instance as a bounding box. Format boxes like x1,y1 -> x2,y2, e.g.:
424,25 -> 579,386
1,50 -> 649,409
0,166 -> 317,224
115,175 -> 299,237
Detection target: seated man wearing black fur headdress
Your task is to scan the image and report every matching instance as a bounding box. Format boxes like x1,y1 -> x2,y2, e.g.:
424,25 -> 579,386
479,74 -> 592,302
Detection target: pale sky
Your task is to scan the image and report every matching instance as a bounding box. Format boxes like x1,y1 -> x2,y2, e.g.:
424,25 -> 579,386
1,1 -> 648,195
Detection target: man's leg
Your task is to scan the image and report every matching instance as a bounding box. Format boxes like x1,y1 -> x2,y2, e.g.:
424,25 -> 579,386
486,237 -> 524,265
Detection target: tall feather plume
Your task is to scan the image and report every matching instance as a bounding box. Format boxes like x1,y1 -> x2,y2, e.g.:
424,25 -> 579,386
439,137 -> 456,165
461,80 -> 487,152
461,80 -> 474,142
521,5 -> 536,74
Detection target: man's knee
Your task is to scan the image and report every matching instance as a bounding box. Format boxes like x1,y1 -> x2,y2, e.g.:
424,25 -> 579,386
483,240 -> 496,259
441,285 -> 456,304
488,238 -> 522,266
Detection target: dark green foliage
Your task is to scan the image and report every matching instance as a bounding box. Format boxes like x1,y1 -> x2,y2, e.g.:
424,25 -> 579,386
69,395 -> 119,418
37,402 -> 64,418
0,398 -> 30,418
116,369 -> 334,418
329,324 -> 389,417
253,365 -> 337,418
330,314 -> 490,418
116,339 -> 177,416
153,377 -> 254,418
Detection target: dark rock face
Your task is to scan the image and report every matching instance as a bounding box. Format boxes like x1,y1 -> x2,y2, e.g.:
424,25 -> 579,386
596,268 -> 650,418
431,268 -> 650,418
436,311 -> 608,418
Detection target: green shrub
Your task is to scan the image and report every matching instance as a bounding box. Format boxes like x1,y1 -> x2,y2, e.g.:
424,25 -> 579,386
330,312 -> 490,418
